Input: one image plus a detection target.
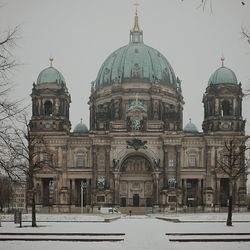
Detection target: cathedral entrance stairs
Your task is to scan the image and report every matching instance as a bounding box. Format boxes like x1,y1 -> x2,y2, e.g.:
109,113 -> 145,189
119,207 -> 151,215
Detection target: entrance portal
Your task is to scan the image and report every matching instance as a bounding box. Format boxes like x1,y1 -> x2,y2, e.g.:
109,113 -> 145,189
133,194 -> 140,207
75,179 -> 87,207
42,178 -> 53,206
119,155 -> 153,207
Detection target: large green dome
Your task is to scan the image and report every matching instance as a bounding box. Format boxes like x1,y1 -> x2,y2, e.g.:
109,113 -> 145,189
95,13 -> 177,89
208,64 -> 237,85
37,61 -> 66,84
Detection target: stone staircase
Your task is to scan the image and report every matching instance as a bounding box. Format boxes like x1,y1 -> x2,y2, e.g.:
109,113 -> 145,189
119,207 -> 151,215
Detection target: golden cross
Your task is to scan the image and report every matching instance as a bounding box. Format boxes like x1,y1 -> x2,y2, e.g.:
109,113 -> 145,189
221,56 -> 225,67
134,1 -> 139,15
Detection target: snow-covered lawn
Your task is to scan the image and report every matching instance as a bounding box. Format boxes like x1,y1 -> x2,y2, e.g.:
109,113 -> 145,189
0,212 -> 250,250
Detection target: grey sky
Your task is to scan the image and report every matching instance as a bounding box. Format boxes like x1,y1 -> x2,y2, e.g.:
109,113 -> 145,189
1,0 -> 250,132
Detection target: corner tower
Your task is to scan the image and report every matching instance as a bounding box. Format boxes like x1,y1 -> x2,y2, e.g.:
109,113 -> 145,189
202,58 -> 244,134
30,58 -> 71,133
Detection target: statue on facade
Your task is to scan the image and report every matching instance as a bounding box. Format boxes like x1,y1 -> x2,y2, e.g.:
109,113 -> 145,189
112,159 -> 119,169
153,158 -> 160,169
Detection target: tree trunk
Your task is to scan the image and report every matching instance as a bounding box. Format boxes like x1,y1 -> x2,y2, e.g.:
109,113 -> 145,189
226,180 -> 233,226
31,189 -> 37,227
226,195 -> 233,226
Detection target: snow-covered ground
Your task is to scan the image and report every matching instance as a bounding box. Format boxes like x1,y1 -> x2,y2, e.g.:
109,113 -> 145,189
0,212 -> 250,250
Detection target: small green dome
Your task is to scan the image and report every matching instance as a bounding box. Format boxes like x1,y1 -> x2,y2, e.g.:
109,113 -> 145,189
184,121 -> 199,133
37,66 -> 66,84
208,66 -> 237,85
73,121 -> 88,133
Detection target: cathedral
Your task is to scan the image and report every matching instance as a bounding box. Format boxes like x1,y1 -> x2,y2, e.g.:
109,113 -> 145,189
29,11 -> 247,212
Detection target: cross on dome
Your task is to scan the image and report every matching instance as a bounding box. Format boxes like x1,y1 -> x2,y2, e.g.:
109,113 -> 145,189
130,1 -> 143,43
132,1 -> 140,32
221,56 -> 225,67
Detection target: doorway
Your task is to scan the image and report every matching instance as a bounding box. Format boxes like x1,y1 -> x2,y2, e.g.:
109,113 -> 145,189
133,194 -> 140,207
75,179 -> 87,207
42,178 -> 53,206
121,197 -> 127,207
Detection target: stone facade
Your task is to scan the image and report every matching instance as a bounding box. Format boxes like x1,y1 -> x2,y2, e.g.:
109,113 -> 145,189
29,14 -> 247,212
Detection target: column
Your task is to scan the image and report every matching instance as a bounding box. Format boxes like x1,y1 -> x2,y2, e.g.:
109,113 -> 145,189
175,146 -> 180,188
58,146 -> 62,168
216,179 -> 220,205
163,146 -> 168,189
92,145 -> 97,189
153,172 -> 160,205
105,146 -> 111,189
71,179 -> 75,205
114,172 -> 120,205
215,98 -> 219,115
183,179 -> 187,206
198,179 -> 202,206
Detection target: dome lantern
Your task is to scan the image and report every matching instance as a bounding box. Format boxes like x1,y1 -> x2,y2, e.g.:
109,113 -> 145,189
130,3 -> 143,43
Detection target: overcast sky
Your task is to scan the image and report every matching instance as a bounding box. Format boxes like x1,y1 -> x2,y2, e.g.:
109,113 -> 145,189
1,0 -> 250,132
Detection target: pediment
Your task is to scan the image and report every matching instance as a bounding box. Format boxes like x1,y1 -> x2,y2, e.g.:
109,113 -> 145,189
35,165 -> 56,175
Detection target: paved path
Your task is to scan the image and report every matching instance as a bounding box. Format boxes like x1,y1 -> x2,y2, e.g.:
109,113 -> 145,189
1,215 -> 250,250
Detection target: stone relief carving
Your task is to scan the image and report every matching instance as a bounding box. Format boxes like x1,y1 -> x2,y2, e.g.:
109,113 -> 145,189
126,138 -> 147,151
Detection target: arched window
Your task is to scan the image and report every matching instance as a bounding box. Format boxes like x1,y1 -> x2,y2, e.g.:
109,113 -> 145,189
44,101 -> 53,116
186,149 -> 198,167
207,100 -> 214,116
189,155 -> 197,167
221,100 -> 231,116
76,153 -> 86,168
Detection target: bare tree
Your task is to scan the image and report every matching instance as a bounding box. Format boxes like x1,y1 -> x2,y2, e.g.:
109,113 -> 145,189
241,26 -> 250,45
195,0 -> 246,10
0,26 -> 20,119
0,23 -> 24,180
7,115 -> 50,227
215,138 -> 249,226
